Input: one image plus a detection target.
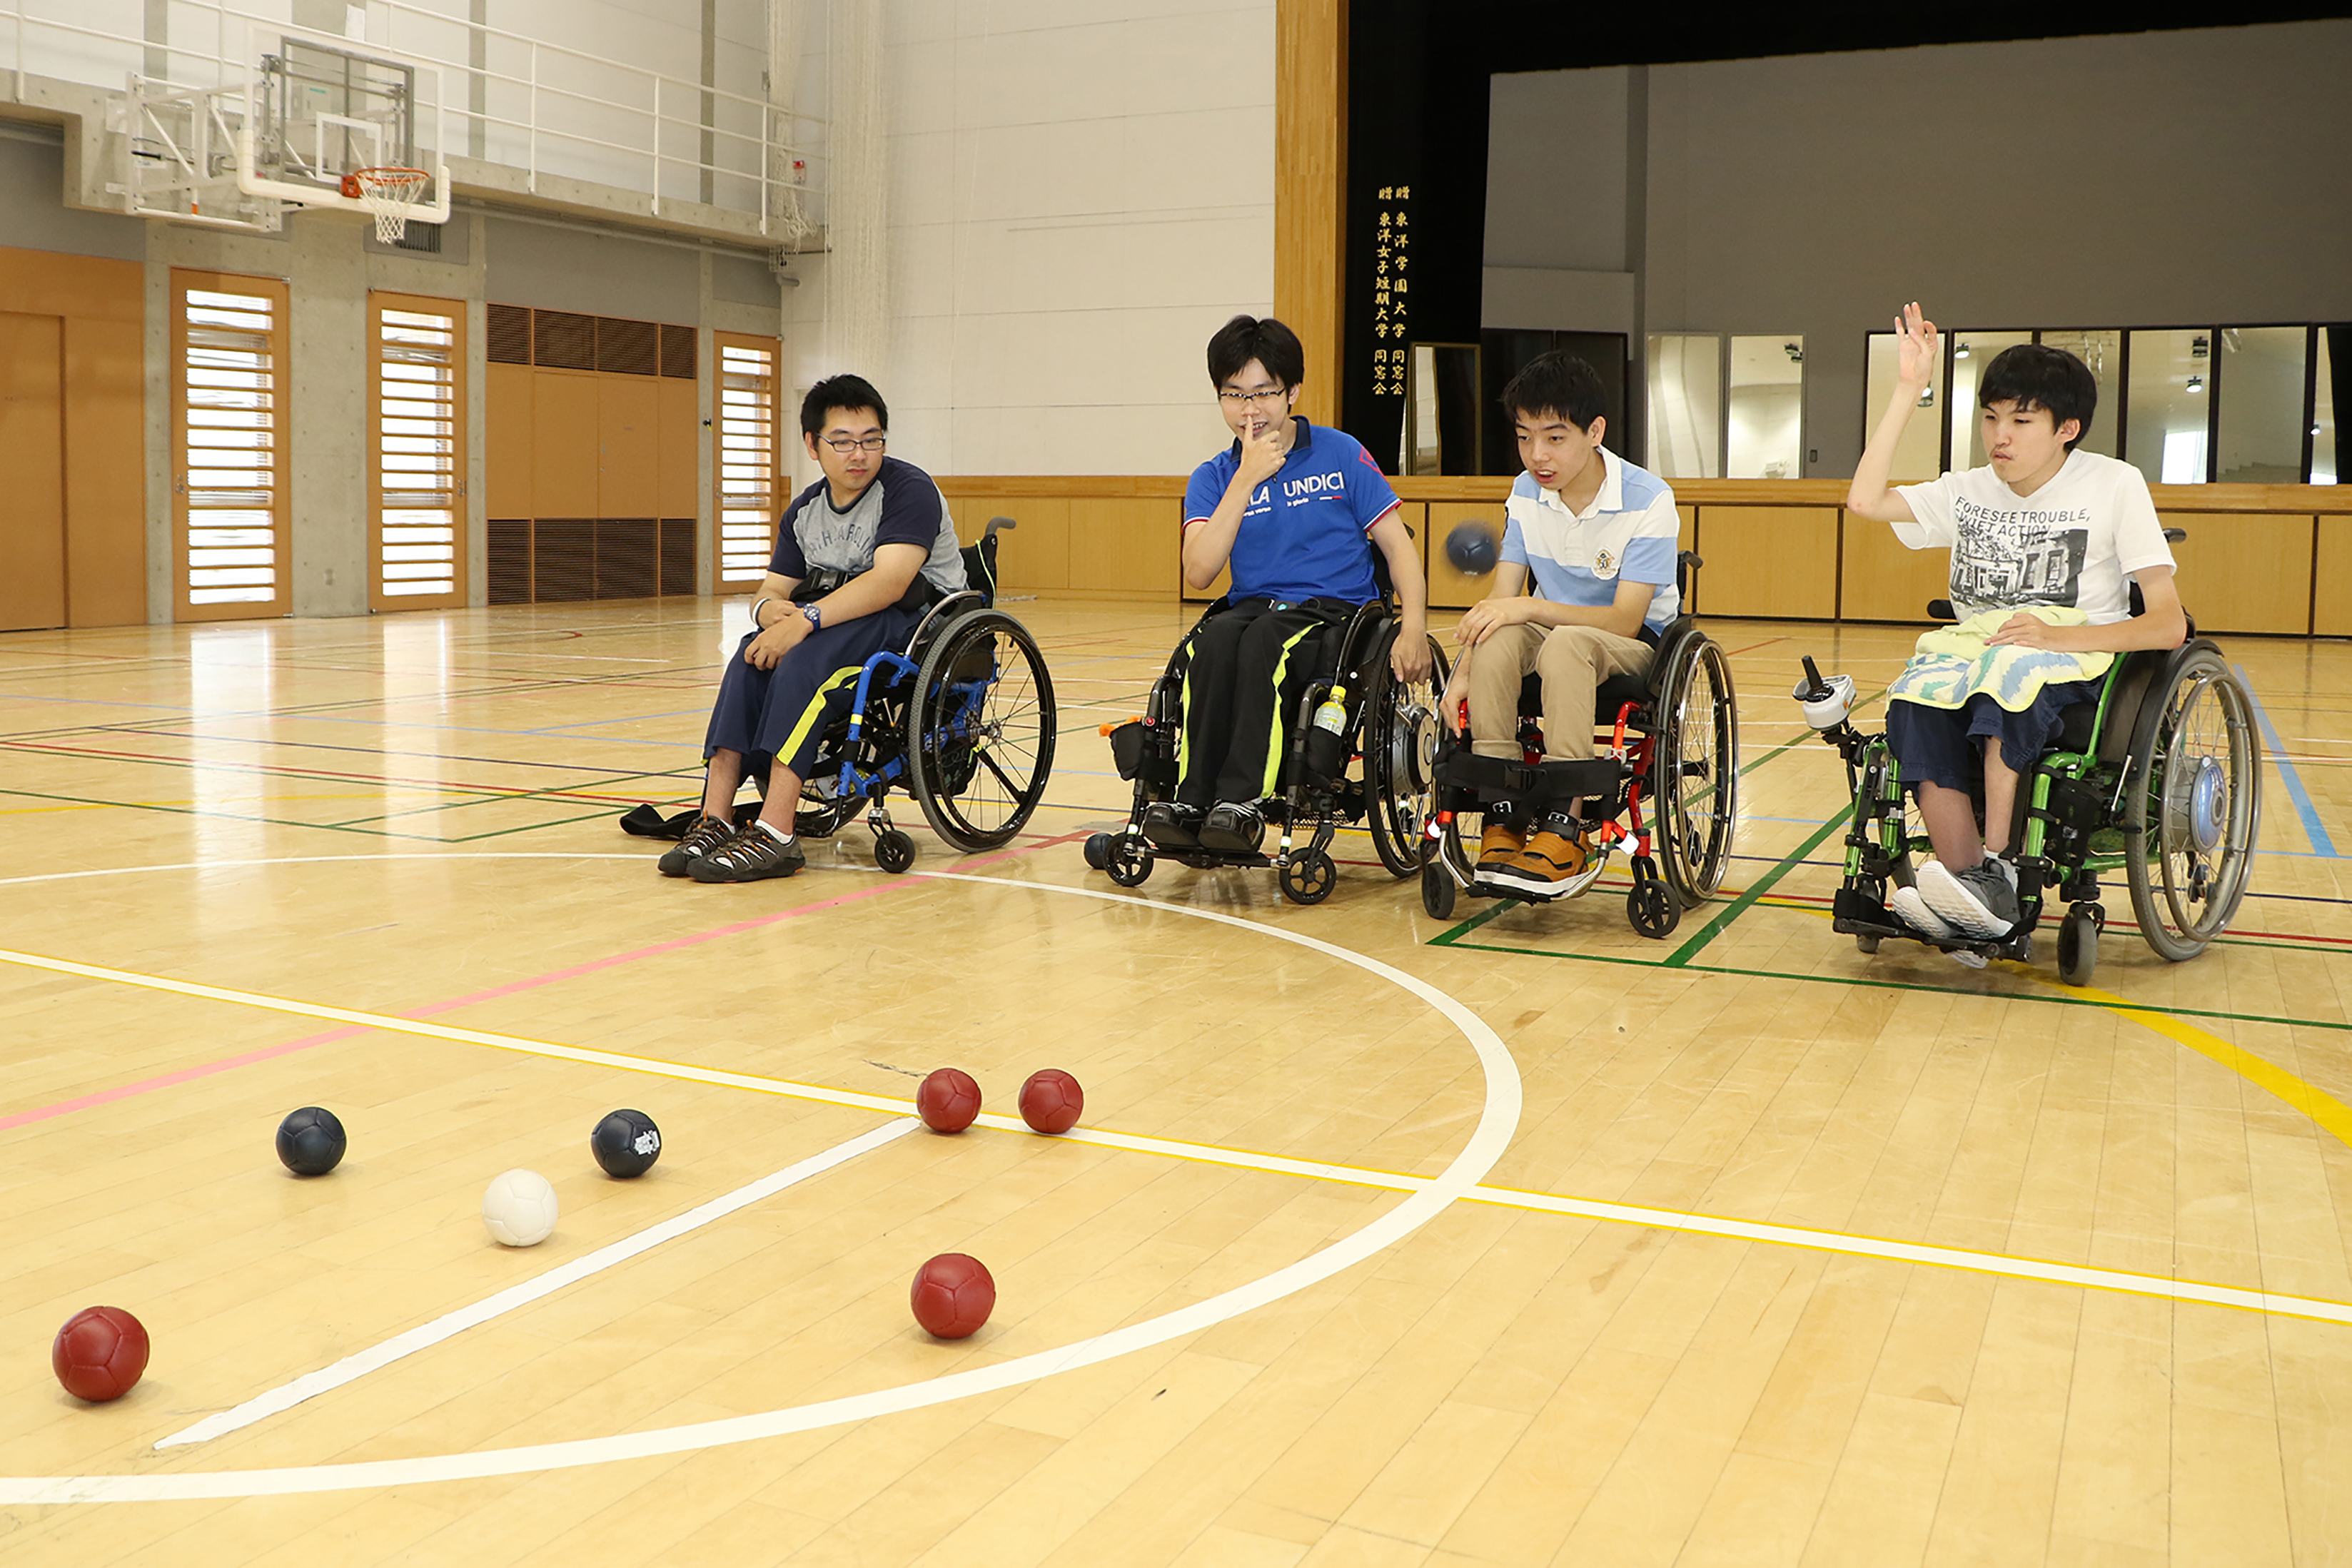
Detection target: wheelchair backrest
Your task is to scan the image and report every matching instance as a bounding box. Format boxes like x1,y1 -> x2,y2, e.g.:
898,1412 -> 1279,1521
959,515 -> 1014,610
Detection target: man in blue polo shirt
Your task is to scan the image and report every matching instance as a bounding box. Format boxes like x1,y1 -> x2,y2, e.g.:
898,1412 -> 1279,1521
1144,315 -> 1430,854
1451,350 -> 1681,896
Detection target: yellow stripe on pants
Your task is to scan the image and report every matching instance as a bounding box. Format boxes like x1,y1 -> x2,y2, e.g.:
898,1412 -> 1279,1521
1258,624 -> 1325,798
777,664 -> 868,769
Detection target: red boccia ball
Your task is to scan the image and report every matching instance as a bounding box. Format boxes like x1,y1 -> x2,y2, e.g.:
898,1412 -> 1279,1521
917,1068 -> 982,1133
53,1306 -> 150,1403
1018,1068 -> 1084,1134
909,1252 -> 996,1340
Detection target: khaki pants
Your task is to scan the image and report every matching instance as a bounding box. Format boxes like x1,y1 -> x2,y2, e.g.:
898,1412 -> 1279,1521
1459,622 -> 1652,762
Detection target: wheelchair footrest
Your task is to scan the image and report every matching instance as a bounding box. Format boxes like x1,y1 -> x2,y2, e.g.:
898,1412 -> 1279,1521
1435,750 -> 1622,809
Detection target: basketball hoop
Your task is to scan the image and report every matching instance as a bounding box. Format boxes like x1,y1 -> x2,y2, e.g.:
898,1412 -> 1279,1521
345,166 -> 430,242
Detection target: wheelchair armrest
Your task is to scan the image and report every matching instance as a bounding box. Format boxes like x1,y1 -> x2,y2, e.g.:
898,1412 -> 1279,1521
1926,598 -> 1957,622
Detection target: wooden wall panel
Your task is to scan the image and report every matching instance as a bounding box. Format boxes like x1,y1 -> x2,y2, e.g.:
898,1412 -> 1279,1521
531,371 -> 599,518
0,247 -> 143,323
1273,0 -> 1345,425
1074,498 -> 1178,597
2316,517 -> 2352,638
597,376 -> 660,518
1839,510 -> 1951,623
487,363 -> 533,518
1691,505 -> 1839,620
0,312 -> 66,632
984,497 -> 1071,592
62,317 -> 146,627
657,378 -> 698,520
2162,511 -> 2314,635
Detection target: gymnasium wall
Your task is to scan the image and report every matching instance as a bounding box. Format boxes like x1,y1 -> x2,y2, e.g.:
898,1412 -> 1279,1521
1484,19 -> 2352,477
782,1 -> 1277,487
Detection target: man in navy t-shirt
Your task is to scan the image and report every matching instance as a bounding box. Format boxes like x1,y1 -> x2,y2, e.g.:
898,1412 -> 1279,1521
659,373 -> 966,883
1145,315 -> 1430,854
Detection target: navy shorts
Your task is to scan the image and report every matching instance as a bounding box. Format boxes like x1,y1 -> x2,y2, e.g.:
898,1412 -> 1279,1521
1885,677 -> 2105,795
702,607 -> 923,780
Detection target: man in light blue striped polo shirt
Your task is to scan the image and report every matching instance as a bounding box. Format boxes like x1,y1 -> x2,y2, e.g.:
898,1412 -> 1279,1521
1450,351 -> 1683,896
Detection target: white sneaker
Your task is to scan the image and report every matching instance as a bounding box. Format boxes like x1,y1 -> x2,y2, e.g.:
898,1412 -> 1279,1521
1887,883 -> 1959,939
1917,856 -> 2019,939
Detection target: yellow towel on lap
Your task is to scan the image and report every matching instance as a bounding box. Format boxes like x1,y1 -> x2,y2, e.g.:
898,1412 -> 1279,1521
1885,607 -> 2113,712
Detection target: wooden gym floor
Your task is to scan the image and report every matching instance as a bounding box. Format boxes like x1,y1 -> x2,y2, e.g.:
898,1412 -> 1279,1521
1,596 -> 2348,1567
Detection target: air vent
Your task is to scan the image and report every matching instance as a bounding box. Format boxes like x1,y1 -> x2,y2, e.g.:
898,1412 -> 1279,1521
595,520 -> 658,598
597,317 -> 660,376
488,520 -> 532,602
531,520 -> 596,600
533,310 -> 595,370
486,305 -> 531,365
660,519 -> 695,595
660,324 -> 697,380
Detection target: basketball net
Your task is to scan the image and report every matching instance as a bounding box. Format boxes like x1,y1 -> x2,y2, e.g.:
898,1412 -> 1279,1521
352,166 -> 429,243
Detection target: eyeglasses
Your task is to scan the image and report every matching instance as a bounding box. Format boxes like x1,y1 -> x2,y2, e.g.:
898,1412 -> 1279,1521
1218,387 -> 1290,408
819,434 -> 887,453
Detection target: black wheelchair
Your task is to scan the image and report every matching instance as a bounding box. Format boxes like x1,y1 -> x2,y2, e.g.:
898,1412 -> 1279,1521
1418,552 -> 1740,937
782,516 -> 1057,871
1797,546 -> 2261,986
1081,581 -> 1450,906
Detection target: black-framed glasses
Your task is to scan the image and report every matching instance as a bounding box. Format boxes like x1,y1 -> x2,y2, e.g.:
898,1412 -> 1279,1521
820,434 -> 887,453
1217,387 -> 1289,408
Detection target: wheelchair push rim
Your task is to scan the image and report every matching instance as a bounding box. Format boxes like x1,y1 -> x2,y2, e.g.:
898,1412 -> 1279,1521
911,608 -> 1058,852
1654,634 -> 1740,907
1366,631 -> 1450,878
2126,646 -> 2261,961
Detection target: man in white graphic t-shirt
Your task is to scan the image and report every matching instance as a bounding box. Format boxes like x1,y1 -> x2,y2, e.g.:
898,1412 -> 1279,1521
1845,302 -> 2186,940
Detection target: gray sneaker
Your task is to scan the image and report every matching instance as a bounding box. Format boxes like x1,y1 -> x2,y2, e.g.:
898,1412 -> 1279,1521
657,814 -> 737,877
1917,856 -> 2019,938
689,824 -> 807,883
1886,883 -> 1959,939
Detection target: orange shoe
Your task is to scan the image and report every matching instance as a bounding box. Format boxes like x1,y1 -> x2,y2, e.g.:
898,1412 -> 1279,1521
1475,821 -> 1526,881
1488,828 -> 1589,898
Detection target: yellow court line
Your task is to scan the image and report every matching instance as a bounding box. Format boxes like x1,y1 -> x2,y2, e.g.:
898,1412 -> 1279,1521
1752,898 -> 2352,1153
6,942 -> 2351,1332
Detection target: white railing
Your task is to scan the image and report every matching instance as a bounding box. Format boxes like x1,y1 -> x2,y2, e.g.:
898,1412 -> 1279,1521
4,0 -> 824,235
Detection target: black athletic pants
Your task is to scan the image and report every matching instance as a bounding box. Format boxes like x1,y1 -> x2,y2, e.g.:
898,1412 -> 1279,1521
1175,598 -> 1350,809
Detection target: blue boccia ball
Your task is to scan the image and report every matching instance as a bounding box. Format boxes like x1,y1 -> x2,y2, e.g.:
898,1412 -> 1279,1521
1445,522 -> 1499,577
276,1106 -> 347,1176
591,1109 -> 662,1178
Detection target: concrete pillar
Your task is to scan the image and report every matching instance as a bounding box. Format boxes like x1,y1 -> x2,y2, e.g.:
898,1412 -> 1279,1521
286,208 -> 373,617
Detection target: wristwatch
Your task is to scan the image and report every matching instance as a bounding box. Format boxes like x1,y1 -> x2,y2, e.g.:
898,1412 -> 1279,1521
801,603 -> 823,631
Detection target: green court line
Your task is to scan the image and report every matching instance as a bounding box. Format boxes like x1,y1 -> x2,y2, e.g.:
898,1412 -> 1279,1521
1435,933 -> 2352,1035
1661,805 -> 1854,968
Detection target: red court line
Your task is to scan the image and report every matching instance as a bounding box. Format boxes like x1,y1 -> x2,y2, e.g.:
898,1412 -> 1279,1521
0,830 -> 1091,1133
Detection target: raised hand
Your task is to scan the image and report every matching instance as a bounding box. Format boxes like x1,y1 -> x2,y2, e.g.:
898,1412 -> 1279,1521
1895,300 -> 1939,389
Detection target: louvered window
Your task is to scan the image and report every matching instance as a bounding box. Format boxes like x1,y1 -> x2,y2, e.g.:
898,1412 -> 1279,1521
371,295 -> 466,607
175,272 -> 290,619
715,335 -> 782,587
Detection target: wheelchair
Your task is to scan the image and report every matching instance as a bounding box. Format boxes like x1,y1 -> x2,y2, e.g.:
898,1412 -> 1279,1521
782,516 -> 1058,871
1418,552 -> 1740,938
1081,581 -> 1450,906
1796,545 -> 2261,986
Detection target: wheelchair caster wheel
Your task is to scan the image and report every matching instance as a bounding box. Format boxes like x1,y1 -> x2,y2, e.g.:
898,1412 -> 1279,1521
2058,903 -> 2102,988
1082,831 -> 1112,871
1279,849 -> 1337,906
1855,933 -> 1882,954
1627,876 -> 1679,939
872,828 -> 917,874
1104,835 -> 1154,887
1420,861 -> 1457,920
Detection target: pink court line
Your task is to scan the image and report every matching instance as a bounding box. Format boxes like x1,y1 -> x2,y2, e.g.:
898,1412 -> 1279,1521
0,830 -> 1090,1134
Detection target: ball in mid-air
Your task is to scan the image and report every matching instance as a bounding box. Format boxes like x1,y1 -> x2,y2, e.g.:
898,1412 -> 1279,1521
53,1306 -> 150,1402
909,1253 -> 995,1339
590,1109 -> 662,1178
276,1106 -> 347,1176
1445,522 -> 1500,577
482,1169 -> 560,1246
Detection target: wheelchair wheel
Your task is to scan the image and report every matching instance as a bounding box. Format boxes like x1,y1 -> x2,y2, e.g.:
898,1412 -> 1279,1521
2124,644 -> 2261,961
1626,856 -> 1680,939
1104,834 -> 1153,887
1652,633 -> 1739,907
1420,860 -> 1457,919
2058,902 -> 2102,987
873,827 -> 917,874
1278,848 -> 1337,906
910,610 -> 1058,852
1364,633 -> 1450,877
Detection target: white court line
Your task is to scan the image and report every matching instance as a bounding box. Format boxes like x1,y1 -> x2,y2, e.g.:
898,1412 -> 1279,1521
0,871 -> 1524,1502
156,1118 -> 922,1449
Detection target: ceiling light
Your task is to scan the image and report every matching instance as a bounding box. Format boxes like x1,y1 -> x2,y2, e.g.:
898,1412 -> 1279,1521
1954,343 -> 1972,360
2186,375 -> 2204,393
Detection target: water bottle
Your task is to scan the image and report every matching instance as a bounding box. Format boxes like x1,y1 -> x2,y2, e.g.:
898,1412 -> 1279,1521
1313,683 -> 1348,734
